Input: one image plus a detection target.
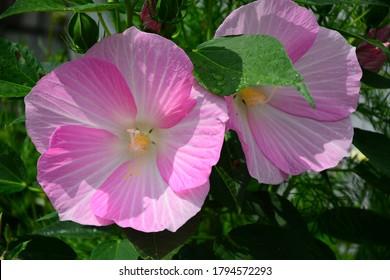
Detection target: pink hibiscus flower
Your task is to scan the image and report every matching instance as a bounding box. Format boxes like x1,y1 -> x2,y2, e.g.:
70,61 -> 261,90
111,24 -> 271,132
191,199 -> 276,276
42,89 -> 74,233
25,27 -> 228,232
215,0 -> 362,184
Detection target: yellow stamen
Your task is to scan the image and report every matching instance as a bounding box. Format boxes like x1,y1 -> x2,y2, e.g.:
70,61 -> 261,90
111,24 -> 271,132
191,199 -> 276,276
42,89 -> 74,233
240,87 -> 268,106
127,129 -> 150,157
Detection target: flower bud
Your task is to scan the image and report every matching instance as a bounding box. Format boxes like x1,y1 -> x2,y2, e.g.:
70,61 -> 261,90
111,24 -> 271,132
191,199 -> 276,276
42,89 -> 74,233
356,25 -> 390,72
140,0 -> 185,37
141,0 -> 162,33
155,0 -> 182,22
67,12 -> 99,54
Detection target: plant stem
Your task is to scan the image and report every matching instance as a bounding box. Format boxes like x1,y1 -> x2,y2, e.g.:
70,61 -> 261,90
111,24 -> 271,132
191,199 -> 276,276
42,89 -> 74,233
97,12 -> 112,36
113,0 -> 121,33
124,0 -> 140,29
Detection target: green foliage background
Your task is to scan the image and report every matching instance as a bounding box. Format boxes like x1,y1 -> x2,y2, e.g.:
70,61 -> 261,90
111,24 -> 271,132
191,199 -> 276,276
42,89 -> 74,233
0,0 -> 389,260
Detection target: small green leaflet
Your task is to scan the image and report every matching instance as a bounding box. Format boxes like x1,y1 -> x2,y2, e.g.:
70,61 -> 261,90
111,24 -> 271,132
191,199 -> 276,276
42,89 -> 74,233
189,35 -> 315,107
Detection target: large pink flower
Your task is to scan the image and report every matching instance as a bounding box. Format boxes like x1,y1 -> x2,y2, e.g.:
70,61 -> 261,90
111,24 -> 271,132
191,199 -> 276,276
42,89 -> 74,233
215,0 -> 362,184
25,27 -> 228,232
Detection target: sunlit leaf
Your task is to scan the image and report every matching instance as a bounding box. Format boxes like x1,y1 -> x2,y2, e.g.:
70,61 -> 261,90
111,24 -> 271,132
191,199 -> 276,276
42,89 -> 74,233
91,239 -> 139,260
189,35 -> 315,107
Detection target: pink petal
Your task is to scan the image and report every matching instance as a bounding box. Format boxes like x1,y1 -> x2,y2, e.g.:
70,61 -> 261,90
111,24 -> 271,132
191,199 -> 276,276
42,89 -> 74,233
215,0 -> 319,63
38,125 -> 129,226
247,105 -> 353,175
91,155 -> 209,232
25,57 -> 137,153
86,27 -> 195,129
226,96 -> 287,184
268,27 -> 362,121
156,82 -> 228,192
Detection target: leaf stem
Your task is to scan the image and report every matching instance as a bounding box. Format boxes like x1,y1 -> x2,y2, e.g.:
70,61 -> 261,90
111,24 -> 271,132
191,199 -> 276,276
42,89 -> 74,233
97,12 -> 111,36
124,0 -> 140,29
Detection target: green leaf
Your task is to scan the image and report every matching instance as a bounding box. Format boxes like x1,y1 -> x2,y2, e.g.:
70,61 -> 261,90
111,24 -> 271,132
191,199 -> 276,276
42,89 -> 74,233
122,215 -> 200,259
34,221 -> 116,239
317,207 -> 390,246
353,161 -> 390,195
250,191 -> 308,231
12,235 -> 77,259
0,142 -> 27,195
353,128 -> 390,177
0,81 -> 32,97
361,69 -> 390,89
0,0 -> 119,20
189,35 -> 315,107
214,237 -> 252,260
218,224 -> 335,259
6,115 -> 26,127
0,38 -> 44,97
91,240 -> 139,260
296,0 -> 390,6
363,5 -> 390,27
70,3 -> 120,12
214,166 -> 246,213
5,241 -> 30,260
210,133 -> 249,213
0,0 -> 67,20
174,241 -> 218,260
65,0 -> 93,5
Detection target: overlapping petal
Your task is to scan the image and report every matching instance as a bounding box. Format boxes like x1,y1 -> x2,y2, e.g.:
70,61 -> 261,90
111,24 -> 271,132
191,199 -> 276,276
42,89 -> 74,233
25,57 -> 137,153
156,82 -> 228,192
268,28 -> 362,121
226,97 -> 287,184
91,155 -> 209,232
37,125 -> 129,225
247,105 -> 353,175
215,0 -> 319,63
85,27 -> 195,129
